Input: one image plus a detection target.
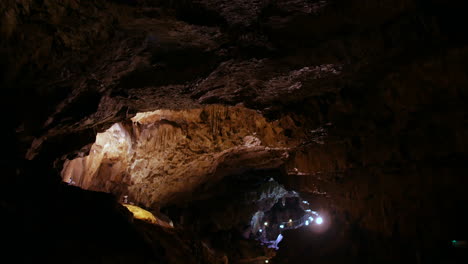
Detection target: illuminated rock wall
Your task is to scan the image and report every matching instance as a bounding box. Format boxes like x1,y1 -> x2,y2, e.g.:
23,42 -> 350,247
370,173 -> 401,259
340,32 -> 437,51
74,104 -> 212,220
62,105 -> 295,207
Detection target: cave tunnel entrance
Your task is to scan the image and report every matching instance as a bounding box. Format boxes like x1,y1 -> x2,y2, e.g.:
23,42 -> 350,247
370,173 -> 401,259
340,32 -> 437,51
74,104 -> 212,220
159,168 -> 327,262
59,105 -> 331,263
57,104 -> 468,264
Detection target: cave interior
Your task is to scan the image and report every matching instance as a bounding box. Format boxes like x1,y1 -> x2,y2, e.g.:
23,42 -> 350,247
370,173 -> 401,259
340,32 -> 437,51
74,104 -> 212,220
2,0 -> 468,263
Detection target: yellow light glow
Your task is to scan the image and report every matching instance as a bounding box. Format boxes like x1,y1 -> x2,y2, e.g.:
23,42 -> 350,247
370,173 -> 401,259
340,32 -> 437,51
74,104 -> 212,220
123,204 -> 158,223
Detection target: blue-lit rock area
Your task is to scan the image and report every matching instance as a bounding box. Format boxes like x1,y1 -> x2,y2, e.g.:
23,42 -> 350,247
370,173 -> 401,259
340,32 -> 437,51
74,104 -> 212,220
249,186 -> 324,251
2,0 -> 468,263
253,199 -> 323,247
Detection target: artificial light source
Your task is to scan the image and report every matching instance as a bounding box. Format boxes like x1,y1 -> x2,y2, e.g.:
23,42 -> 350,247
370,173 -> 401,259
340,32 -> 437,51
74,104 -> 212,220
305,220 -> 309,226
265,260 -> 269,263
316,217 -> 323,225
279,224 -> 284,229
264,222 -> 268,226
452,240 -> 468,248
309,216 -> 314,221
259,229 -> 263,233
289,219 -> 292,222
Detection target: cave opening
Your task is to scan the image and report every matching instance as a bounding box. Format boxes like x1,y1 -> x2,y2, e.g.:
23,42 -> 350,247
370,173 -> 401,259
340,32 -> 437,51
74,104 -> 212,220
59,105 -> 328,262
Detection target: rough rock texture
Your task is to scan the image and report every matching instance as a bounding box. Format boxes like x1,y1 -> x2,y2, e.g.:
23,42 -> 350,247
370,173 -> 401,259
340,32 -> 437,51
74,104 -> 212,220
62,105 -> 294,206
276,47 -> 468,262
2,0 -> 468,263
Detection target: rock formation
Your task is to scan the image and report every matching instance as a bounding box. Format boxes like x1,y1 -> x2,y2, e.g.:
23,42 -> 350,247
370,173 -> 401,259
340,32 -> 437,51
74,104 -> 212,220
2,0 -> 468,263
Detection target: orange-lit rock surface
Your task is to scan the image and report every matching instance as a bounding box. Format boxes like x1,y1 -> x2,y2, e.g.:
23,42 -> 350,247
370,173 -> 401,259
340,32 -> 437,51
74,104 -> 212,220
62,105 -> 295,206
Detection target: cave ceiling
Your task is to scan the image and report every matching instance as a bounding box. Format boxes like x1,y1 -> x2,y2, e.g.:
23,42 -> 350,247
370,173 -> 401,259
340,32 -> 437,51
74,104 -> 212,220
2,1 -> 468,263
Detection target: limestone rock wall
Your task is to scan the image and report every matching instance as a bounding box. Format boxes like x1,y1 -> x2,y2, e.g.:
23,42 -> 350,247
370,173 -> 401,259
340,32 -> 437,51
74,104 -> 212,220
62,105 -> 295,207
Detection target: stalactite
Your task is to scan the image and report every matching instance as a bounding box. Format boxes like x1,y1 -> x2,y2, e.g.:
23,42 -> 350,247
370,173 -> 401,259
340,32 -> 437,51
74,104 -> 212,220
61,106 -> 294,207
